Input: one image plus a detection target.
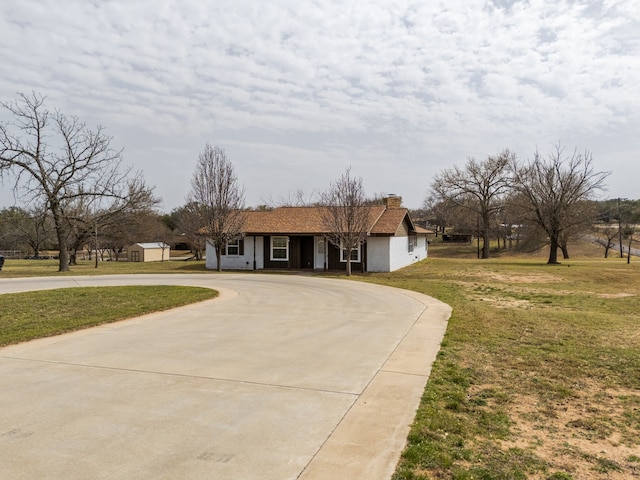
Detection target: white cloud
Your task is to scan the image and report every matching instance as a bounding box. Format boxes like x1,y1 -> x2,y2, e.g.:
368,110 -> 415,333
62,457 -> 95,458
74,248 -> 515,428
1,0 -> 639,209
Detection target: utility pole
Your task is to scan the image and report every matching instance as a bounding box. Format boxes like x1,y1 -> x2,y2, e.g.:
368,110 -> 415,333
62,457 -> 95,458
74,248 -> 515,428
618,198 -> 626,259
94,221 -> 99,269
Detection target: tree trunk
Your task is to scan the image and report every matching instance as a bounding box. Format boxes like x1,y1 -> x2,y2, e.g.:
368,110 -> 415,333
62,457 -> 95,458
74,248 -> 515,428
619,224 -> 624,258
547,235 -> 560,264
481,217 -> 491,259
482,234 -> 490,259
56,236 -> 70,271
346,258 -> 352,276
216,245 -> 222,272
51,206 -> 70,272
561,244 -> 570,259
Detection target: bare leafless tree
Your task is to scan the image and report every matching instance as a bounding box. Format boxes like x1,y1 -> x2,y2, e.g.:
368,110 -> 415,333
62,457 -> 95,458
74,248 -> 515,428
557,200 -> 598,259
175,202 -> 207,260
0,204 -> 54,256
626,233 -> 637,264
188,144 -> 246,271
616,199 -> 640,262
66,178 -> 159,266
320,167 -> 370,276
0,92 -> 154,271
99,208 -> 161,261
593,224 -> 621,258
27,205 -> 54,256
430,150 -> 514,258
510,146 -> 609,264
262,188 -> 319,207
495,192 -> 530,250
423,196 -> 463,237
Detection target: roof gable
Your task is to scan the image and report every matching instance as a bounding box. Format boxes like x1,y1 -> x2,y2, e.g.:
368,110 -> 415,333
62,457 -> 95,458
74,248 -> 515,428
369,208 -> 410,235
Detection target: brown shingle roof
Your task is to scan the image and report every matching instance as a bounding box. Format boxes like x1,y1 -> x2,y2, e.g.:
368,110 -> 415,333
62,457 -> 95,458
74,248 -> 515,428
369,208 -> 409,235
243,205 -> 387,235
247,207 -> 327,234
202,205 -> 431,237
414,226 -> 434,235
240,204 -> 423,236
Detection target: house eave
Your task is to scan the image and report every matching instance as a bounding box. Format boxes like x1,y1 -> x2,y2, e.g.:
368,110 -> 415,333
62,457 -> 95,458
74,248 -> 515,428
244,231 -> 327,236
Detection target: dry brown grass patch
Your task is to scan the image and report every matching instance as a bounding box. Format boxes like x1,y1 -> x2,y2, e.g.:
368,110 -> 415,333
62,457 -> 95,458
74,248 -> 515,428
480,272 -> 565,284
597,292 -> 635,298
504,385 -> 640,479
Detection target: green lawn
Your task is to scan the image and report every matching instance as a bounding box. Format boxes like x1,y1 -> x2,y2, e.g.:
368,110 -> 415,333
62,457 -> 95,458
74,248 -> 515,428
1,250 -> 639,478
0,257 -> 211,277
0,285 -> 217,346
356,248 -> 640,480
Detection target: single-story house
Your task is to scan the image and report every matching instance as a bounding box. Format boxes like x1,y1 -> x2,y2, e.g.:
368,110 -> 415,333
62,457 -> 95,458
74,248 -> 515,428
127,242 -> 171,262
205,196 -> 431,273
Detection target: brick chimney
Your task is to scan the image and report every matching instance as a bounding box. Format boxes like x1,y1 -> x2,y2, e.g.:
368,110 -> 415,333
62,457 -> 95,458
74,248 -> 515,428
383,195 -> 402,208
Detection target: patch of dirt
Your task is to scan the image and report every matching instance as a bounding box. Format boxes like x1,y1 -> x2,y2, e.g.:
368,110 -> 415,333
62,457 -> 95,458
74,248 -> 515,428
597,293 -> 635,298
478,297 -> 532,309
502,384 -> 640,479
477,272 -> 564,284
540,290 -> 636,299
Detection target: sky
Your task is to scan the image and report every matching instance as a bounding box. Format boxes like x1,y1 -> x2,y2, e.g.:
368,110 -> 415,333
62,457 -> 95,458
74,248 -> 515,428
1,0 -> 639,212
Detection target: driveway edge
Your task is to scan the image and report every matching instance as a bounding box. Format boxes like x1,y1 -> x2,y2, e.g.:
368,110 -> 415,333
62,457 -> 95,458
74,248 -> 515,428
298,290 -> 452,480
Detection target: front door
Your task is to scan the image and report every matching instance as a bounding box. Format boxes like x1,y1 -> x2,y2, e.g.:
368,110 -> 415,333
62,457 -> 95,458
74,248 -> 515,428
300,236 -> 314,269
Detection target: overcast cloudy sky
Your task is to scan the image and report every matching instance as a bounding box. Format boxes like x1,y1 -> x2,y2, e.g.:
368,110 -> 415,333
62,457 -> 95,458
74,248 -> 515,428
1,0 -> 638,210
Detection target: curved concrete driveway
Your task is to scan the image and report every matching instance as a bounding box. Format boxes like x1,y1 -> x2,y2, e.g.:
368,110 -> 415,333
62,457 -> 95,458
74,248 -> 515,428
0,274 -> 451,480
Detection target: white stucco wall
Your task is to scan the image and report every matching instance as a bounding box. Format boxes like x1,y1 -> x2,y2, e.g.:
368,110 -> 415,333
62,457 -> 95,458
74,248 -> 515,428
205,242 -> 219,270
388,236 -> 411,271
418,235 -> 428,259
389,235 -> 428,271
367,235 -> 428,272
205,234 -> 427,272
366,237 -> 391,272
206,236 -> 264,270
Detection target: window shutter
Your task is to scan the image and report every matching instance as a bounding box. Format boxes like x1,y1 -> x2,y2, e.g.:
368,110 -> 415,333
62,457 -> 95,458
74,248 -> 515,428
239,239 -> 244,256
221,244 -> 226,255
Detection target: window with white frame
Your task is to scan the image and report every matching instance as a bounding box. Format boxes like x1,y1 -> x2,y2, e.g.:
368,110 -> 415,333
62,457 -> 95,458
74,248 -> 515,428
270,236 -> 289,260
340,243 -> 361,263
226,238 -> 240,256
408,235 -> 417,254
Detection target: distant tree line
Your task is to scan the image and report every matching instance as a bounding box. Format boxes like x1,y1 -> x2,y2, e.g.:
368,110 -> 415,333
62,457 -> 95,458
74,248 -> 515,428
591,198 -> 640,263
0,204 -> 174,262
3,92 -> 637,269
425,146 -> 639,263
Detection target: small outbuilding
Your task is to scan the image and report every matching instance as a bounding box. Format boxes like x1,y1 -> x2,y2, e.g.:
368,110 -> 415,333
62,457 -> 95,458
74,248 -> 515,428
127,243 -> 171,262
